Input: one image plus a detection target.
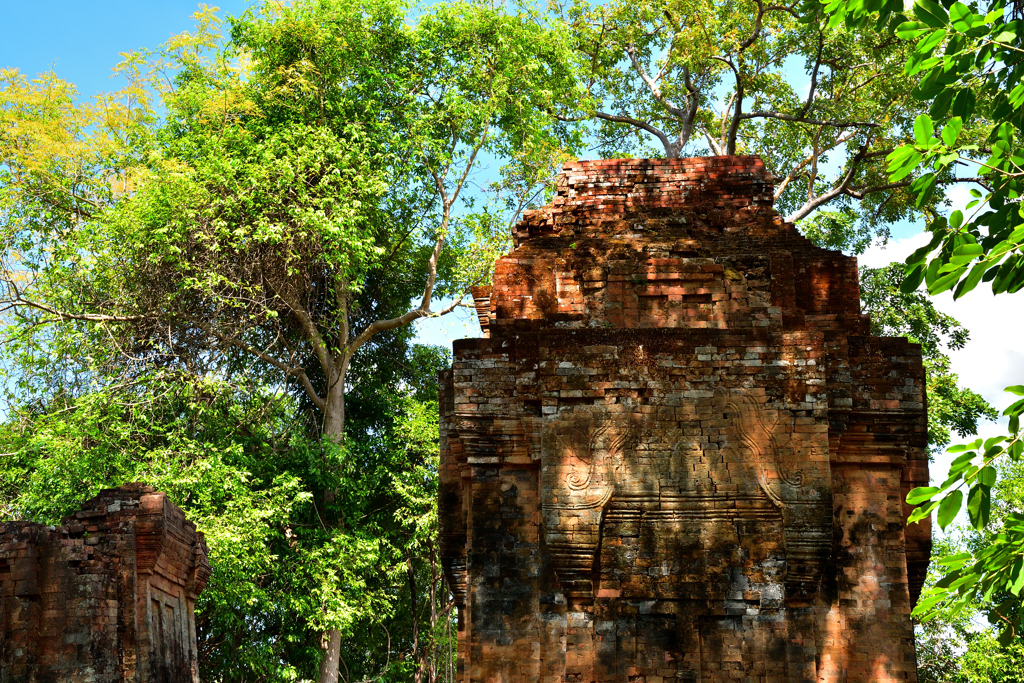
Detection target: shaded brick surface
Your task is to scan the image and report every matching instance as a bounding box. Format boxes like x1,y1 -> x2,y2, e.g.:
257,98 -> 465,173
440,157 -> 930,683
0,484 -> 210,682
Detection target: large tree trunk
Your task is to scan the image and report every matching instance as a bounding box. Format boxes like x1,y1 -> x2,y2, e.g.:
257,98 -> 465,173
322,365 -> 346,442
318,364 -> 347,683
319,630 -> 344,683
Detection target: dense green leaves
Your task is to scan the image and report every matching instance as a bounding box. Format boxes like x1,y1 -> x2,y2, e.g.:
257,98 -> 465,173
823,0 -> 1024,640
915,534 -> 1024,682
829,0 -> 1024,301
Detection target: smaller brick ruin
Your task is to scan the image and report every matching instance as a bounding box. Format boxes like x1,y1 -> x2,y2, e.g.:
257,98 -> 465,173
0,483 -> 210,683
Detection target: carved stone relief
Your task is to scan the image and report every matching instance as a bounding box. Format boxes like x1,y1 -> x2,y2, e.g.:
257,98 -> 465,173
541,408 -> 641,598
538,389 -> 832,605
715,388 -> 833,603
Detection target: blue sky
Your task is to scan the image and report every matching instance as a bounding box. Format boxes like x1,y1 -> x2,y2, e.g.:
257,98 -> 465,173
1,2 -> 250,95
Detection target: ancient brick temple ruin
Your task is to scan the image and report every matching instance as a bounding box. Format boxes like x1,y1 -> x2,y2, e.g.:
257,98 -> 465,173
439,157 -> 931,683
0,484 -> 210,682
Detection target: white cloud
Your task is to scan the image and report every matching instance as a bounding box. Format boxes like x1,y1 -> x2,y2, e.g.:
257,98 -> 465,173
944,182 -> 977,213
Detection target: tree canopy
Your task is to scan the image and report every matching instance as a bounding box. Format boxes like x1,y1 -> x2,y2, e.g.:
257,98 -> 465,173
1,1 -> 578,680
545,0 -> 997,232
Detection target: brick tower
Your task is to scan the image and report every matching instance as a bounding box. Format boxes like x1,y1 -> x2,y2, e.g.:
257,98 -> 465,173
439,157 -> 930,683
0,484 -> 210,682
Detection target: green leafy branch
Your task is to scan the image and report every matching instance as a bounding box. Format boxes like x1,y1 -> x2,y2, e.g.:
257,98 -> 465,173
897,117 -> 1024,300
907,386 -> 1024,640
825,0 -> 1024,298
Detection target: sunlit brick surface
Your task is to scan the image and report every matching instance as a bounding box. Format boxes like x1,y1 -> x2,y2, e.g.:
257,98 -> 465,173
440,157 -> 930,683
0,484 -> 210,682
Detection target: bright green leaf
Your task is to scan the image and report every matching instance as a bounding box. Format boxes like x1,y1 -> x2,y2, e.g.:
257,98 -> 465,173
941,117 -> 963,146
937,490 -> 963,529
907,486 -> 940,504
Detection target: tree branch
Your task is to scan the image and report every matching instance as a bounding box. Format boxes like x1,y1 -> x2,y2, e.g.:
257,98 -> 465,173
448,126 -> 489,210
275,289 -> 334,380
347,291 -> 467,356
345,123 -> 489,356
703,127 -> 725,155
713,0 -> 802,154
717,92 -> 736,151
0,291 -> 148,323
624,43 -> 693,122
676,66 -> 701,155
797,31 -> 825,120
739,0 -> 767,50
711,56 -> 743,154
739,111 -> 880,128
592,111 -> 673,153
197,322 -> 326,412
779,142 -> 986,223
784,146 -> 865,223
843,176 -> 990,199
774,131 -> 859,200
551,111 -> 588,123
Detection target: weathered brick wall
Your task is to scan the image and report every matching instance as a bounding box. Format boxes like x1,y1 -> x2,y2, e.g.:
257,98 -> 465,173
440,157 -> 930,683
0,483 -> 210,683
